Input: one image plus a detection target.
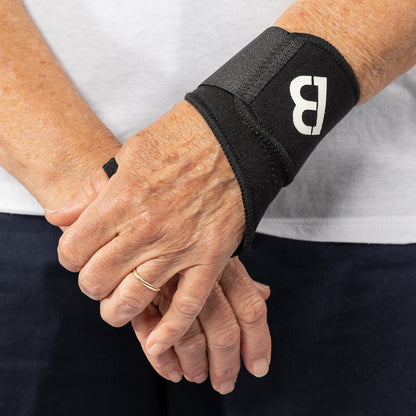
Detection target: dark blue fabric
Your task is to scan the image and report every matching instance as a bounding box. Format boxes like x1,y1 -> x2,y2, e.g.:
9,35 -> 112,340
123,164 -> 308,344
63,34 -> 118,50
1,214 -> 415,415
168,233 -> 416,415
0,214 -> 166,416
225,233 -> 416,415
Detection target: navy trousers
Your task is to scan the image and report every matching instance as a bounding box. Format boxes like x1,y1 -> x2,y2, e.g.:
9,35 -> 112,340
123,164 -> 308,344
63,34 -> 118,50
1,213 -> 415,415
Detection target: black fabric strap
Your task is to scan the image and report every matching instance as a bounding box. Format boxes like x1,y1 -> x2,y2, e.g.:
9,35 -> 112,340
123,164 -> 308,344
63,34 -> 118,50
185,27 -> 359,254
103,157 -> 118,179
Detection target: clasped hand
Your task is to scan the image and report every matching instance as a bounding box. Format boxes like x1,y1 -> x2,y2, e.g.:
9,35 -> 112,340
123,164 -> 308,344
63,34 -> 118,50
46,100 -> 271,394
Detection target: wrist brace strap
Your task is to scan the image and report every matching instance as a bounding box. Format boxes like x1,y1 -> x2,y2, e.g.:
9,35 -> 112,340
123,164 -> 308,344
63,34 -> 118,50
185,27 -> 359,254
103,157 -> 118,179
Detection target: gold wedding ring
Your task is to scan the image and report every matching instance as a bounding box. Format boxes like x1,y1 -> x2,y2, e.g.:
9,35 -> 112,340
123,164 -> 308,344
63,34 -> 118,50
133,268 -> 161,292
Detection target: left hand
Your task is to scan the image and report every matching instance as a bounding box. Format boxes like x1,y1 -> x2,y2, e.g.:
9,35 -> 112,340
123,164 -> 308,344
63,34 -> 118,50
46,99 -> 246,357
134,260 -> 271,394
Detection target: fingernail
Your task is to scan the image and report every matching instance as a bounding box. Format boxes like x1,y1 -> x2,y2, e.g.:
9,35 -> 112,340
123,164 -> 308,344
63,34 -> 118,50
194,373 -> 208,384
168,371 -> 182,383
252,358 -> 269,378
148,342 -> 168,356
45,199 -> 71,214
218,381 -> 235,395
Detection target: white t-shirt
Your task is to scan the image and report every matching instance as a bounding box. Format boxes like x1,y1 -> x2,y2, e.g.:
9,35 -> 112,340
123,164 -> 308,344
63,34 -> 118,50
3,0 -> 416,243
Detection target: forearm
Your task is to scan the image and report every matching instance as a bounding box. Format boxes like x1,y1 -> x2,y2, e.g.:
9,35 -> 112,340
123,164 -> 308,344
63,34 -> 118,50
275,0 -> 416,104
0,0 -> 120,207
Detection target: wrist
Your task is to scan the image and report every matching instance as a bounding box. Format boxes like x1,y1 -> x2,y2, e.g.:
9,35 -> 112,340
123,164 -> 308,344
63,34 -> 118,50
185,25 -> 358,252
274,0 -> 416,105
39,131 -> 121,208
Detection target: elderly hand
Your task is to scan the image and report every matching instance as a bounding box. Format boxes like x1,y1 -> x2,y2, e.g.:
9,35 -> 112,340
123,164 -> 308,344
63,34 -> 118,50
46,139 -> 270,394
133,259 -> 271,394
46,99 -> 246,357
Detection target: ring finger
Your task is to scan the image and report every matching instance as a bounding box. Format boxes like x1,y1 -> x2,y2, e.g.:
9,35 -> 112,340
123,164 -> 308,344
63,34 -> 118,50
100,259 -> 179,327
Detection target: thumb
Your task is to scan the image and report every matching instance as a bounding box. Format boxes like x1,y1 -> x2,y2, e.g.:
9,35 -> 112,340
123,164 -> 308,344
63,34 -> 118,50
45,168 -> 109,227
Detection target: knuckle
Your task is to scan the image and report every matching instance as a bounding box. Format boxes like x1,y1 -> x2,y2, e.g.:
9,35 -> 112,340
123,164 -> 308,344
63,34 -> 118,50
78,274 -> 106,301
214,366 -> 239,383
118,287 -> 145,316
77,261 -> 111,300
209,324 -> 240,353
121,208 -> 162,245
173,296 -> 202,319
138,211 -> 163,242
161,323 -> 183,342
238,293 -> 267,327
152,359 -> 180,379
58,235 -> 81,272
175,331 -> 206,355
100,306 -> 127,328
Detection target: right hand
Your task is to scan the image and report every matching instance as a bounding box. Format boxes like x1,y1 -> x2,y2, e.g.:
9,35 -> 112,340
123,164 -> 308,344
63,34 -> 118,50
47,163 -> 272,394
46,101 -> 247,357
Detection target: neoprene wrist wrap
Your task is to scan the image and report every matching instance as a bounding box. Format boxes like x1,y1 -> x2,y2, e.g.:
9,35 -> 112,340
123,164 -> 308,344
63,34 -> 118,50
185,26 -> 360,254
103,157 -> 118,178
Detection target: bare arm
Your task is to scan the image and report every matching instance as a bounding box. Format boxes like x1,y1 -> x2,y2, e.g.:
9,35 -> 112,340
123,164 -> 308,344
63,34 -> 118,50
0,0 -> 120,207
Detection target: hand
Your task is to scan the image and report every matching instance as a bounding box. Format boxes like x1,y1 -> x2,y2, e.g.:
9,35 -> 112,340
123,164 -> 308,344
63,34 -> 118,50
46,99 -> 246,356
47,149 -> 271,394
134,260 -> 271,394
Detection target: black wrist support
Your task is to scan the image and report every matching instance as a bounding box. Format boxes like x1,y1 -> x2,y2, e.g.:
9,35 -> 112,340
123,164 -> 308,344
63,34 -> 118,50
185,26 -> 359,254
103,157 -> 118,179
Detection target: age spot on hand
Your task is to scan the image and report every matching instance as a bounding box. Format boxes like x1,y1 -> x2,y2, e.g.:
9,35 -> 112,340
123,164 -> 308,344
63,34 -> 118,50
182,160 -> 194,173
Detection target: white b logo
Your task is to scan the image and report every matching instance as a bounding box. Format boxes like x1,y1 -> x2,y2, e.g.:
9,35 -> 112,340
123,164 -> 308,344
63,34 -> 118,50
290,76 -> 327,136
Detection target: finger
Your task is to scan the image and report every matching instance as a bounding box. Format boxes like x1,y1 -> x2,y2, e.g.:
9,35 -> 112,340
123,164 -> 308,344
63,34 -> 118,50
131,304 -> 182,383
99,259 -> 180,325
54,196 -> 117,272
220,258 -> 271,378
157,278 -> 208,384
45,167 -> 109,227
54,171 -> 131,272
76,235 -> 181,300
198,283 -> 241,395
54,163 -> 169,273
252,280 -> 272,301
174,320 -> 208,384
146,265 -> 218,356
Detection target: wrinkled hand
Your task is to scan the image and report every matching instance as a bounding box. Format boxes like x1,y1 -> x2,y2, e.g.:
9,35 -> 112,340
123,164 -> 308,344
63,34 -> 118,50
134,260 -> 271,394
46,100 -> 246,356
46,128 -> 271,394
